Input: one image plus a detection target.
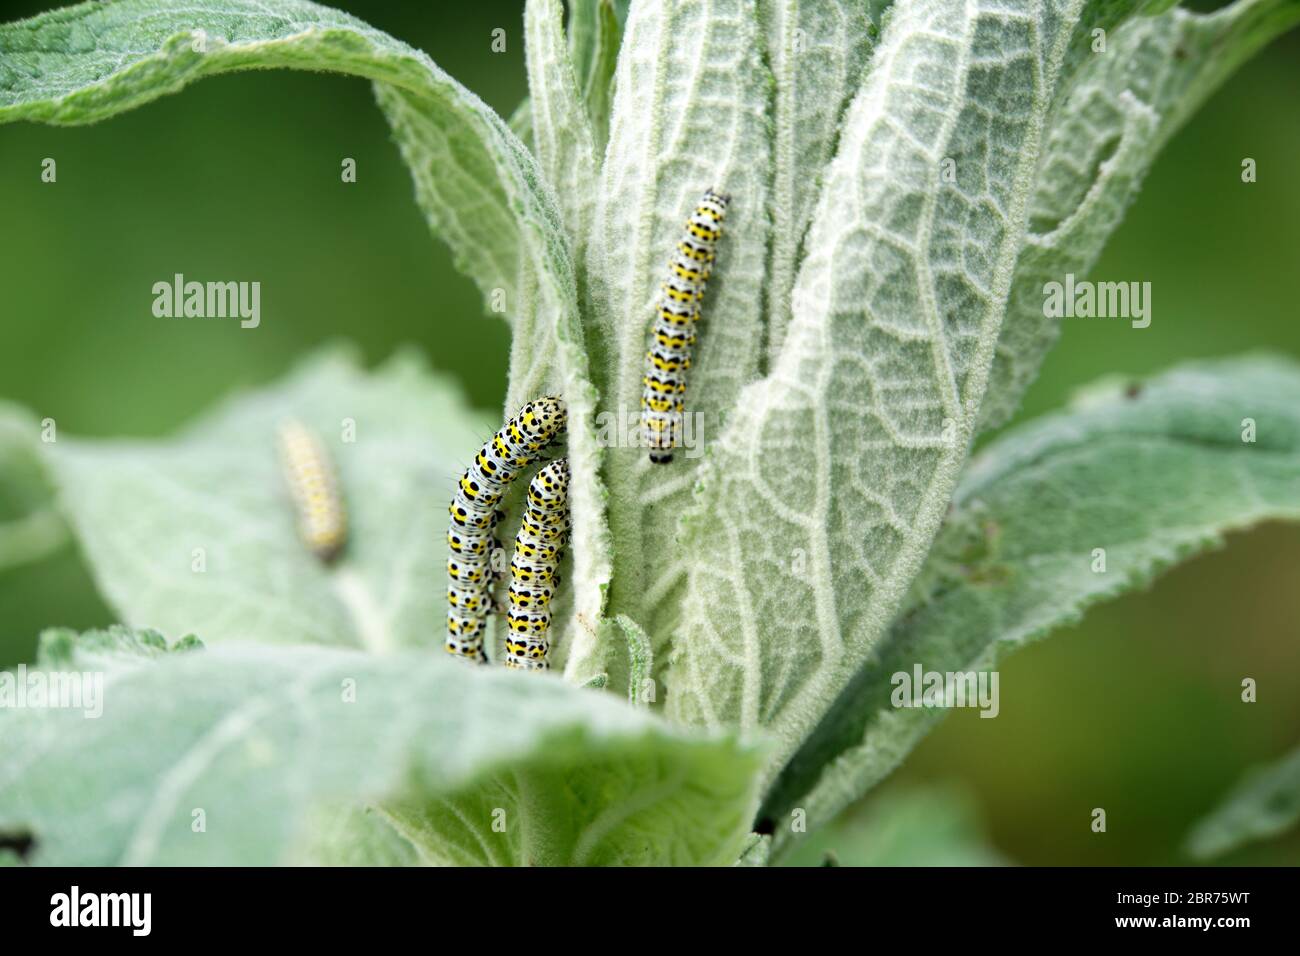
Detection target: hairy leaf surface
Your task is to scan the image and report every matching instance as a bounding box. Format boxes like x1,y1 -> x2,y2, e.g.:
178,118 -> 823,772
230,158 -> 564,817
667,0 -> 1087,788
766,357 -> 1300,850
0,627 -> 761,865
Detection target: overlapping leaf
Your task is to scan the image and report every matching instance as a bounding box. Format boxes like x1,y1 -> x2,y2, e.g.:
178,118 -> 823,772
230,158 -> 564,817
667,0 -> 1088,788
46,349 -> 487,653
0,403 -> 66,574
588,0 -> 775,690
981,0 -> 1300,429
0,627 -> 761,865
765,357 -> 1300,851
1186,744 -> 1300,860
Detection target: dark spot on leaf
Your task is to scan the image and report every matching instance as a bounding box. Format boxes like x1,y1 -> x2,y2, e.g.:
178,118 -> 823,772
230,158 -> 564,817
821,850 -> 840,867
1125,382 -> 1143,399
754,817 -> 776,836
0,830 -> 35,861
963,562 -> 1013,587
1265,790 -> 1297,815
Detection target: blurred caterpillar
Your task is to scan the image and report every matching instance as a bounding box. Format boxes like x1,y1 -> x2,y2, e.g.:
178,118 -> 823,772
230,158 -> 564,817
447,397 -> 567,663
504,458 -> 570,671
277,419 -> 347,562
641,188 -> 729,463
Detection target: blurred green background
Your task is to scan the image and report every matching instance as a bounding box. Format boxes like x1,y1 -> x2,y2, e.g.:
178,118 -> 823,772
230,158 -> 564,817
1,0 -> 1297,865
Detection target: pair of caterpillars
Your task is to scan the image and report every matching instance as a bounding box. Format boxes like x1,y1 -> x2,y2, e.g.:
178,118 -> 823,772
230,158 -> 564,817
446,397 -> 569,670
276,401 -> 572,672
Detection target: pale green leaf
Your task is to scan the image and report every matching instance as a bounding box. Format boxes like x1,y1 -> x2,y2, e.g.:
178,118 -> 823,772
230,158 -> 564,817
0,403 -> 67,574
598,614 -> 654,706
525,0 -> 600,252
782,785 -> 1007,866
980,0 -> 1300,430
35,622 -> 203,670
764,356 -> 1300,852
566,0 -> 626,151
0,628 -> 762,865
45,348 -> 488,654
568,0 -> 603,84
1186,745 -> 1300,860
761,0 -> 877,364
296,805 -> 421,866
667,0 -> 1088,787
505,0 -> 626,189
508,94 -> 535,152
581,0 -> 624,151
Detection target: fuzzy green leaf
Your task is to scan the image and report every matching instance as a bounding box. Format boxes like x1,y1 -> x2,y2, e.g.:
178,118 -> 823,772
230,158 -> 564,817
45,348 -> 488,654
511,0 -> 629,150
667,0 -> 1089,787
782,785 -> 1007,866
0,628 -> 762,865
525,0 -> 600,261
0,404 -> 67,574
765,356 -> 1300,851
591,0 -> 775,690
566,0 -> 626,151
1186,745 -> 1300,860
980,0 -> 1300,430
761,0 -> 877,364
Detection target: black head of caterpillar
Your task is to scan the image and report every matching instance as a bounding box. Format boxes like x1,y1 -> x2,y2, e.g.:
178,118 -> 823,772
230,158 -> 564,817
641,188 -> 730,465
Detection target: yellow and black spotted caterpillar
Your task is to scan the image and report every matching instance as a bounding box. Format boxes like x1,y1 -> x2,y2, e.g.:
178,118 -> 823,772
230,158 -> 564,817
504,458 -> 570,671
446,397 -> 567,663
277,419 -> 347,562
641,188 -> 730,464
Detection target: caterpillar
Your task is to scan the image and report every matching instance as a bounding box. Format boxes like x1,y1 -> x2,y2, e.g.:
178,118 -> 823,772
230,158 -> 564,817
504,458 -> 570,671
446,397 -> 567,663
640,188 -> 730,464
277,419 -> 347,562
